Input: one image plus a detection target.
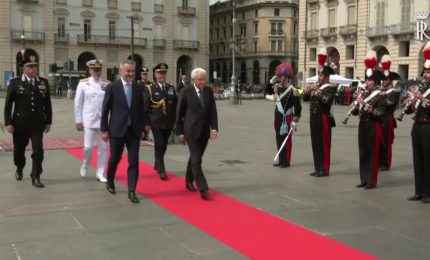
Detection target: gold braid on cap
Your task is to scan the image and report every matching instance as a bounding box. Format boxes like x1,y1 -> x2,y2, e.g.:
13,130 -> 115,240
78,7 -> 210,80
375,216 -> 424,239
145,84 -> 166,114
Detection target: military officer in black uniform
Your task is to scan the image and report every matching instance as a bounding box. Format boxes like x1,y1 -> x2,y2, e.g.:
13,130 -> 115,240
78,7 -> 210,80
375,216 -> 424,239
138,66 -> 150,86
137,66 -> 152,141
4,49 -> 52,188
352,51 -> 387,190
405,42 -> 430,203
379,55 -> 401,171
303,48 -> 336,177
144,63 -> 178,180
271,63 -> 302,168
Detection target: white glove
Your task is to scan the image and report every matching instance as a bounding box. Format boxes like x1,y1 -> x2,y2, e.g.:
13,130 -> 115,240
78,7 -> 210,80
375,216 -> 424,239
270,75 -> 278,84
291,121 -> 297,131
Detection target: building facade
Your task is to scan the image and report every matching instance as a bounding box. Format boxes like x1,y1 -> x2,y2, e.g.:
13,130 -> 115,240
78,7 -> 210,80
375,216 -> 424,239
209,0 -> 298,85
0,0 -> 209,88
299,0 -> 430,82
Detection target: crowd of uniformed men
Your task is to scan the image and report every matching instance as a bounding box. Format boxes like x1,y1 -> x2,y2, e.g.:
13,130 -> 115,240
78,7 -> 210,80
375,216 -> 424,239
3,43 -> 430,204
4,49 -> 219,203
268,43 -> 430,204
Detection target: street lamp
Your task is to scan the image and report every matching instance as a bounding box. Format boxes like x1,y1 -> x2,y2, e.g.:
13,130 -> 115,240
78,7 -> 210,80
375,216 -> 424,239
19,32 -> 25,76
230,0 -> 237,104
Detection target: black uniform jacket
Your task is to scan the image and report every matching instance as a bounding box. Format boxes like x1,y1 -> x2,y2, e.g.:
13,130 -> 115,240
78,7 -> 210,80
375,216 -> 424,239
4,75 -> 52,131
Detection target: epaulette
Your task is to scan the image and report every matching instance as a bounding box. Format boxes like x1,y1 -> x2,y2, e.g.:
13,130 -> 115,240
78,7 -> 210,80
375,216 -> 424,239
102,79 -> 110,83
80,78 -> 89,82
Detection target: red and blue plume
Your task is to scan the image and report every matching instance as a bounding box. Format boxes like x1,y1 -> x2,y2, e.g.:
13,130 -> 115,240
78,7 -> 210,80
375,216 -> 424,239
275,63 -> 293,78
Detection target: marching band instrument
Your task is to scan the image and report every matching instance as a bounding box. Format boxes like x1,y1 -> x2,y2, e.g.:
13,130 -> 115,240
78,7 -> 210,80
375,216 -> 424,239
397,81 -> 430,121
341,84 -> 366,125
396,86 -> 417,121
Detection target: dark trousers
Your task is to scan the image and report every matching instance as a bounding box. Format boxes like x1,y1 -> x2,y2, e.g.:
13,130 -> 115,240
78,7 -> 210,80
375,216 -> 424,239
185,135 -> 209,192
411,123 -> 430,196
13,129 -> 44,178
274,114 -> 293,165
107,127 -> 140,192
379,114 -> 394,169
309,113 -> 332,175
152,128 -> 172,173
358,121 -> 382,186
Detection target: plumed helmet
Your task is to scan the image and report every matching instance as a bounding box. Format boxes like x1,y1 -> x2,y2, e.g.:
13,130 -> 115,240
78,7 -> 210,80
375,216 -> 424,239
275,63 -> 293,78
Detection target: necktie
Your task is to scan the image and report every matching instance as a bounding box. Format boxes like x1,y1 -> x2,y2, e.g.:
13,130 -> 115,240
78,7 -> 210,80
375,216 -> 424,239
30,79 -> 34,86
198,89 -> 204,108
125,83 -> 132,108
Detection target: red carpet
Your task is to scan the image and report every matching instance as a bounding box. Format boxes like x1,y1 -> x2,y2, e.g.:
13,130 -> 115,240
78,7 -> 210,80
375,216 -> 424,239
65,148 -> 377,260
0,136 -> 152,151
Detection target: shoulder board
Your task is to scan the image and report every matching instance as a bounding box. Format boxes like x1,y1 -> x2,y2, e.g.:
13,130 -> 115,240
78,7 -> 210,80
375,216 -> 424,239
102,79 -> 110,83
80,78 -> 89,82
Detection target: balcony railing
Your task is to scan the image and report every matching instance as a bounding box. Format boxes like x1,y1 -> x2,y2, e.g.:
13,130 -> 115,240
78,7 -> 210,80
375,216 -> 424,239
338,24 -> 357,36
173,40 -> 199,49
11,30 -> 45,43
54,33 -> 69,43
177,6 -> 196,16
270,29 -> 284,36
154,4 -> 163,13
250,50 -> 297,57
304,29 -> 319,40
153,39 -> 166,48
77,34 -> 147,47
320,27 -> 338,38
367,26 -> 390,38
308,0 -> 319,4
390,22 -> 416,35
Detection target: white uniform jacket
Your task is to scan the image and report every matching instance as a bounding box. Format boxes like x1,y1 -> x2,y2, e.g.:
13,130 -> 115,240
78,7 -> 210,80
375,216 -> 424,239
74,77 -> 109,129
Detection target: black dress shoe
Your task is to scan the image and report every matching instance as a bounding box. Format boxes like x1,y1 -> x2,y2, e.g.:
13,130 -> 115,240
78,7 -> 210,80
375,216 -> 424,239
309,172 -> 317,176
407,194 -> 423,201
186,182 -> 197,192
159,172 -> 168,180
356,183 -> 367,188
106,183 -> 116,194
364,184 -> 376,189
200,190 -> 212,200
273,163 -> 282,167
31,177 -> 44,188
128,191 -> 140,204
422,196 -> 430,204
315,171 -> 327,177
15,170 -> 23,181
280,163 -> 290,168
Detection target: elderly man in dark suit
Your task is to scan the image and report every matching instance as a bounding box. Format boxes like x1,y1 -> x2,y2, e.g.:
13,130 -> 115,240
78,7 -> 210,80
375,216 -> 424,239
176,68 -> 218,200
101,60 -> 150,203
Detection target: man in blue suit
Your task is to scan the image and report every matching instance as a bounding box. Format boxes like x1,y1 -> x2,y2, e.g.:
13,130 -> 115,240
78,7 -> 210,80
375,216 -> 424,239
101,60 -> 150,203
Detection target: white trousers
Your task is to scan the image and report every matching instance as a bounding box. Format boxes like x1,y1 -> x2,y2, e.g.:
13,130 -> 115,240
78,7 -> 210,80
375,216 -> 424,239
83,127 -> 108,175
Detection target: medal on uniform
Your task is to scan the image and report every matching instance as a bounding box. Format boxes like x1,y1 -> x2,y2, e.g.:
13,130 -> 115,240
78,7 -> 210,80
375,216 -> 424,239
39,81 -> 47,97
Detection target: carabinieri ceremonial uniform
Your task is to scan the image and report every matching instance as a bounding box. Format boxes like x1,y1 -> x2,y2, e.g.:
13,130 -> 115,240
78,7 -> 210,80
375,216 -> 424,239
4,49 -> 52,188
303,48 -> 336,177
145,63 -> 178,180
352,51 -> 387,190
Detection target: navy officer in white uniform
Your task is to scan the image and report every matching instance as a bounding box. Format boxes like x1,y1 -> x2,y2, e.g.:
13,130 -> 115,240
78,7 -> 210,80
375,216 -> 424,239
74,59 -> 109,182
